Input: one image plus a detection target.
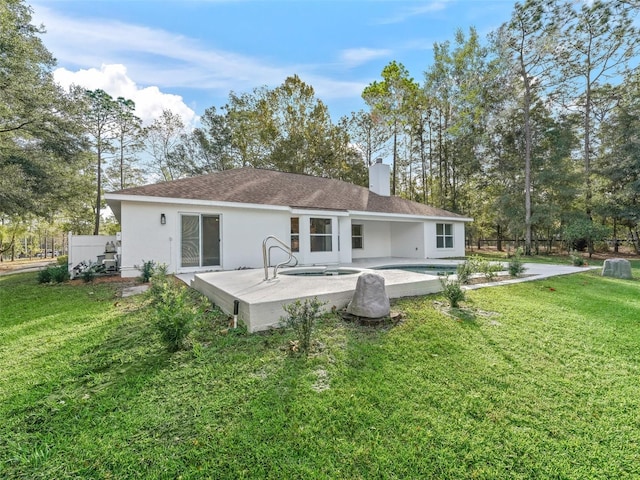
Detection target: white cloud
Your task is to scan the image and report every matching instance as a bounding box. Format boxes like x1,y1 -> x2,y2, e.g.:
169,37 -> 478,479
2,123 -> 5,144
53,64 -> 197,127
339,48 -> 393,68
31,2 -> 379,121
377,1 -> 452,25
33,3 -> 365,102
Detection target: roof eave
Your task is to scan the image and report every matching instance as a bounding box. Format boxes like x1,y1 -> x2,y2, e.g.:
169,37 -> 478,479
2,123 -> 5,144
349,210 -> 474,222
103,193 -> 292,212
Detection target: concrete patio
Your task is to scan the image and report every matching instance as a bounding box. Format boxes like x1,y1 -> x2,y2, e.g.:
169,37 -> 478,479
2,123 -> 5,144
183,259 -> 595,333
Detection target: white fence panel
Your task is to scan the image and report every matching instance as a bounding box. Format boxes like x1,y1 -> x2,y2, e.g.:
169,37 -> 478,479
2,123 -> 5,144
68,234 -> 117,278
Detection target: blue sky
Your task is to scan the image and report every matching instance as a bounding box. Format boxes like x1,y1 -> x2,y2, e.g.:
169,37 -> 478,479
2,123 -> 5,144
31,0 -> 516,126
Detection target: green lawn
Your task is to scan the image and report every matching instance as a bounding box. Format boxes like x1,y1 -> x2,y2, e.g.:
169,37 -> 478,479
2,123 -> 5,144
1,263 -> 639,479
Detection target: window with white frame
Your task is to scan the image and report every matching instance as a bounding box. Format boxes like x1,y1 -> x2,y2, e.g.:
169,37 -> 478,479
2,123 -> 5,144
290,217 -> 299,252
436,223 -> 453,248
310,218 -> 332,252
351,224 -> 363,249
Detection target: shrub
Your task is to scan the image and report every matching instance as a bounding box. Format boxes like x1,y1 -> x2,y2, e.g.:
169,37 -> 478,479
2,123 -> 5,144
456,261 -> 474,285
56,255 -> 68,266
149,269 -> 194,352
569,250 -> 585,266
468,256 -> 502,282
148,264 -> 170,300
137,260 -> 157,283
80,263 -> 102,283
281,297 -> 326,356
439,276 -> 465,308
508,248 -> 527,277
484,262 -> 503,281
37,265 -> 70,284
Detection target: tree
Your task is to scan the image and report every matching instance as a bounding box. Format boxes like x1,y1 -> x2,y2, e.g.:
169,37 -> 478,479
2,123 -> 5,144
224,88 -> 274,169
106,97 -> 144,190
144,109 -> 187,181
266,75 -> 341,176
0,0 -> 84,218
344,110 -> 389,167
221,75 -> 361,181
597,70 -> 640,253
363,61 -> 419,196
82,89 -> 118,235
492,0 -> 565,254
557,0 -> 639,218
190,106 -> 234,172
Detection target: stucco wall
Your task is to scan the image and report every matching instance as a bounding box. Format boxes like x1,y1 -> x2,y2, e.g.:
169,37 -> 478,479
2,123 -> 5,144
390,222 -> 425,258
350,220 -> 391,259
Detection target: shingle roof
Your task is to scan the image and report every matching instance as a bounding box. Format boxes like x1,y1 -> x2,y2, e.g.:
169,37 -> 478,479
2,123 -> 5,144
108,168 -> 468,219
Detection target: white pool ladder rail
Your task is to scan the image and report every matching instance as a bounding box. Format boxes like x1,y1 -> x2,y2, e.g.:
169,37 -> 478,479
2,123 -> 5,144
262,235 -> 298,280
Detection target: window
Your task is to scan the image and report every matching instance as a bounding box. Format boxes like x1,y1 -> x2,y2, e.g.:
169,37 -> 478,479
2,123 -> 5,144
436,223 -> 453,248
290,217 -> 299,252
352,224 -> 363,249
181,214 -> 220,267
310,218 -> 332,252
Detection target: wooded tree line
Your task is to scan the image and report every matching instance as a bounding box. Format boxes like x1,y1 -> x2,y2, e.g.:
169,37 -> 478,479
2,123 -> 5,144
1,0 -> 639,259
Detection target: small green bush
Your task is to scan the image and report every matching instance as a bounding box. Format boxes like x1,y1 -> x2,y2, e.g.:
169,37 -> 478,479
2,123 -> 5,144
470,256 -> 502,281
38,264 -> 70,284
508,248 -> 527,277
56,255 -> 68,266
148,264 -> 170,300
281,297 -> 326,356
439,276 -> 465,308
137,259 -> 157,283
80,263 -> 101,283
569,250 -> 585,266
149,268 -> 195,352
456,261 -> 474,285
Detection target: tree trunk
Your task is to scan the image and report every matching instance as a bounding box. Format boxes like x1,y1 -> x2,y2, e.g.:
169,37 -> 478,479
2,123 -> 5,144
392,127 -> 397,196
94,144 -> 102,235
521,59 -> 533,257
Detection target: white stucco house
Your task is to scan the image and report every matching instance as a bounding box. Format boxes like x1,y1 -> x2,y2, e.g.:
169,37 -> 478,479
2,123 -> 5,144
105,161 -> 472,278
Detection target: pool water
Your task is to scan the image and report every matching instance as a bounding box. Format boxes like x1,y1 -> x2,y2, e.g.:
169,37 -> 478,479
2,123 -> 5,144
374,265 -> 458,276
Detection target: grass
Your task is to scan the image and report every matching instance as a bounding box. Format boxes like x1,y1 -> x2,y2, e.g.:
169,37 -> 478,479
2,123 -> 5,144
1,264 -> 639,479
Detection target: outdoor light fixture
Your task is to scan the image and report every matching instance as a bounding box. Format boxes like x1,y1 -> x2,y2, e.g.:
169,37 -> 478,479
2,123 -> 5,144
160,213 -> 166,225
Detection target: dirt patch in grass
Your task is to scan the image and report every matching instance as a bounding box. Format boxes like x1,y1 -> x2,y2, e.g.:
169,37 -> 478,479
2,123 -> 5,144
69,275 -> 139,287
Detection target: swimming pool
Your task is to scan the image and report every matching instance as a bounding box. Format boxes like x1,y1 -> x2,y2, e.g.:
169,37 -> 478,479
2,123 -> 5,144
374,264 -> 458,276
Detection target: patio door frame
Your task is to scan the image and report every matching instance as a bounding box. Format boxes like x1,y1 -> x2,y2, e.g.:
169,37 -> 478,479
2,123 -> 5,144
180,213 -> 221,269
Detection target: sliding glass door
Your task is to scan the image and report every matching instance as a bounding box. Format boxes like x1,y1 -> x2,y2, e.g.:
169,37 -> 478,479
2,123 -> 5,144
181,214 -> 220,268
